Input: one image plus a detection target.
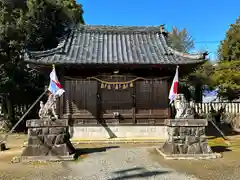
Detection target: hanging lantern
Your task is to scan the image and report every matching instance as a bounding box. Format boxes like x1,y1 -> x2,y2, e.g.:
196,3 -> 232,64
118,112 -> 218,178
130,82 -> 134,87
101,83 -> 105,88
107,84 -> 111,89
115,84 -> 119,89
122,84 -> 126,89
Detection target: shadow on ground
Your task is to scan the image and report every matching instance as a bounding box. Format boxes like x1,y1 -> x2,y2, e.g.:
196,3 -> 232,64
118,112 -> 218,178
74,146 -> 120,159
206,122 -> 240,137
108,167 -> 170,180
211,146 -> 231,153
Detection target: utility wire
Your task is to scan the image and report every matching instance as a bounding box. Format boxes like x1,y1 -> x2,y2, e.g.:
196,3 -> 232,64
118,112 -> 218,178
194,41 -> 221,44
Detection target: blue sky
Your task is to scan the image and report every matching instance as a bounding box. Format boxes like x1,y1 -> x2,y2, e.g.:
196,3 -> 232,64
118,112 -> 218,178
77,0 -> 239,60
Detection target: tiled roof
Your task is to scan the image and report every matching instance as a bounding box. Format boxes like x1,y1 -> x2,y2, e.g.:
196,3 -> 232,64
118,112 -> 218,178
24,25 -> 207,65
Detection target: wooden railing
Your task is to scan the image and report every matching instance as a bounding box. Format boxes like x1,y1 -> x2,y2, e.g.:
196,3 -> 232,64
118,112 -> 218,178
0,104 -> 32,117
192,102 -> 240,114
1,102 -> 240,119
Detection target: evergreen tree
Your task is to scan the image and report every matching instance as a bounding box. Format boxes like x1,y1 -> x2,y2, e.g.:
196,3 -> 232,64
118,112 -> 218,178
213,17 -> 240,101
168,27 -> 194,53
0,0 -> 84,123
26,0 -> 85,50
168,26 -> 213,102
218,17 -> 240,61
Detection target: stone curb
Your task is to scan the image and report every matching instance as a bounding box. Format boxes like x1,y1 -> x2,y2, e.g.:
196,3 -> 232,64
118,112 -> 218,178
155,148 -> 222,160
20,154 -> 75,162
12,155 -> 75,163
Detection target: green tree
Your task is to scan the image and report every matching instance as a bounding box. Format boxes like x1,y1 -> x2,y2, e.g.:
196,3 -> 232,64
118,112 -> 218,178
212,61 -> 240,101
218,17 -> 240,61
0,0 -> 84,124
185,61 -> 216,101
213,17 -> 240,101
168,26 -> 214,102
26,0 -> 85,50
168,27 -> 194,53
0,0 -> 29,120
61,0 -> 85,24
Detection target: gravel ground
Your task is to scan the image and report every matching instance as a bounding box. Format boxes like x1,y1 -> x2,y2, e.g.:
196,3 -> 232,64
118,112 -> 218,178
0,147 -> 199,180
67,147 -> 199,180
148,137 -> 240,180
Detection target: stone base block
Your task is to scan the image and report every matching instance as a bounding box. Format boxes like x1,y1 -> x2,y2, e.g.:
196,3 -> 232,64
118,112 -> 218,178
159,118 -> 221,160
21,119 -> 76,162
156,148 -> 222,160
161,138 -> 213,155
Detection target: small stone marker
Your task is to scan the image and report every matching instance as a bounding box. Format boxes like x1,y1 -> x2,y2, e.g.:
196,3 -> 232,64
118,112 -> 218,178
21,119 -> 75,162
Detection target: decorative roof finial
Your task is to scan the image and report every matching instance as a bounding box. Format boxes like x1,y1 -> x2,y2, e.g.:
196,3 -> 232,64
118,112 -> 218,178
160,24 -> 165,33
202,52 -> 208,60
160,24 -> 168,37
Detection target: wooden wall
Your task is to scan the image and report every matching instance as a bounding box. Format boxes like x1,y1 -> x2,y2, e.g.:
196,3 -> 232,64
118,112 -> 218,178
61,75 -> 170,125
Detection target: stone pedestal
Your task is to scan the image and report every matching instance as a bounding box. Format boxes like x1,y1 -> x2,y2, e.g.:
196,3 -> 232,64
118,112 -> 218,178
157,119 -> 221,159
21,119 -> 75,162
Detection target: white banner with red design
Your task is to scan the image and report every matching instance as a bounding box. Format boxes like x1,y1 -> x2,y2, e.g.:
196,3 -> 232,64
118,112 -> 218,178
168,66 -> 179,103
48,65 -> 65,96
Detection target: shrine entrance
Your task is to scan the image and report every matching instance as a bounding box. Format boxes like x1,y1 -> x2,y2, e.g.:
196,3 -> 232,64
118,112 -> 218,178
63,73 -> 170,125
97,74 -> 137,124
92,74 -> 170,125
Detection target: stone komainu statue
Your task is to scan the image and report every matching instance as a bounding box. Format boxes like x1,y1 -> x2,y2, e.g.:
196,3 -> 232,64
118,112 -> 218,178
38,93 -> 58,120
174,94 -> 195,119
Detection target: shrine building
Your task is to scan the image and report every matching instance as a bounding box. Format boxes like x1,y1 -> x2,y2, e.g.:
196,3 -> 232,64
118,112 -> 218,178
24,24 -> 207,139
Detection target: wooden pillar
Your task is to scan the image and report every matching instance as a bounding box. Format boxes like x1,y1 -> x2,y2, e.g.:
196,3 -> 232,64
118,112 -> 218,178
96,81 -> 101,124
132,81 -> 136,124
